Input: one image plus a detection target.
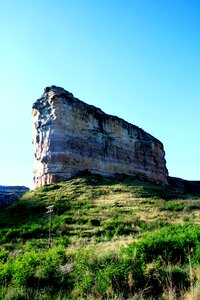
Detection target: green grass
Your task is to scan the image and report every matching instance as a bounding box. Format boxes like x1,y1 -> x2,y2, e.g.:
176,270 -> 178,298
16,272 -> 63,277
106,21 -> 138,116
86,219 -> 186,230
0,175 -> 200,299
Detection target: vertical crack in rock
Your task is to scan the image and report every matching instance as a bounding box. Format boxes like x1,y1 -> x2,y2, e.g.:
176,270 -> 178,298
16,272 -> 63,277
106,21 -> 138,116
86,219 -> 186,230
32,86 -> 168,188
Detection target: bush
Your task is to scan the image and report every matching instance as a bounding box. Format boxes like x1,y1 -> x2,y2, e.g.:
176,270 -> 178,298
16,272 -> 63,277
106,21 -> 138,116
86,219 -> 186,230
36,246 -> 65,285
161,202 -> 185,211
72,248 -> 145,298
0,249 -> 9,263
0,260 -> 13,286
103,219 -> 132,238
126,224 -> 200,265
40,184 -> 60,192
160,265 -> 190,293
0,246 -> 67,290
12,251 -> 39,287
194,243 -> 200,263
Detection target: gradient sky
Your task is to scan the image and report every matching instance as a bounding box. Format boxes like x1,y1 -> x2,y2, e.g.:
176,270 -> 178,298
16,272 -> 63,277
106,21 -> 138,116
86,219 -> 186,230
0,0 -> 199,189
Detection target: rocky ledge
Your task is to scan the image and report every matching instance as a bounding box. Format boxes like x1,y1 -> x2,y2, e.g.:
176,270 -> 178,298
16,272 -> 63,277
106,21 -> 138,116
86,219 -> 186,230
32,86 -> 168,188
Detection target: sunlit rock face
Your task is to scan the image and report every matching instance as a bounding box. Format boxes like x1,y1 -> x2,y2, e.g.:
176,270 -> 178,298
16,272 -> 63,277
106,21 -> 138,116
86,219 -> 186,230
32,86 -> 168,188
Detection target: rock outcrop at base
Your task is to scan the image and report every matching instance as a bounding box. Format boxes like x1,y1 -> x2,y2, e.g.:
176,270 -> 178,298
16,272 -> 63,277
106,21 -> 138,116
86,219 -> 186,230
32,86 -> 168,188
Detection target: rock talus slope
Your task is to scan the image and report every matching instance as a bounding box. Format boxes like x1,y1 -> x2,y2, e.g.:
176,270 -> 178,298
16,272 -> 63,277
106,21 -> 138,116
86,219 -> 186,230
32,86 -> 168,188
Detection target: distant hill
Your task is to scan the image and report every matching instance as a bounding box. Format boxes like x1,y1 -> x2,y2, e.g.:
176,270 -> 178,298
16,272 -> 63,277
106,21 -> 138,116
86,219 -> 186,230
0,185 -> 29,208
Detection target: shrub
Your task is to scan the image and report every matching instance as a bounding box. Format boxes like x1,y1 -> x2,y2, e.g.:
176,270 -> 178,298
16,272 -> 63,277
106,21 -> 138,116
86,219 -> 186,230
35,246 -> 67,289
12,251 -> 39,287
194,243 -> 200,263
0,249 -> 9,263
160,202 -> 185,212
103,219 -> 132,238
160,265 -> 190,293
19,223 -> 45,239
72,248 -> 146,298
40,184 -> 60,192
0,246 -> 67,290
5,229 -> 20,242
127,224 -> 200,265
0,260 -> 13,286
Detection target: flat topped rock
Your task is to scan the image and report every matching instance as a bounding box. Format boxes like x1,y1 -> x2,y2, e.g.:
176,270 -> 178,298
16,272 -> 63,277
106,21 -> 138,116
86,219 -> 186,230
32,86 -> 168,188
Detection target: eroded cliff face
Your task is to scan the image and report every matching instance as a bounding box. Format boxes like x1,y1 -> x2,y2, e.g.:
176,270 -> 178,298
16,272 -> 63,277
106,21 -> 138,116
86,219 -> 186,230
32,86 -> 168,188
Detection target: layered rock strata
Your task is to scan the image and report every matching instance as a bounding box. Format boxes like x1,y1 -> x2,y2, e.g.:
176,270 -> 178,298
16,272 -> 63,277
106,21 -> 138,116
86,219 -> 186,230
32,86 -> 168,188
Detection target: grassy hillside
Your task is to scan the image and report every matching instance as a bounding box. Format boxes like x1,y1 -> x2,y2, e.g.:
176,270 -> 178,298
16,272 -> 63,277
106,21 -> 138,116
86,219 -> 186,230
0,175 -> 200,299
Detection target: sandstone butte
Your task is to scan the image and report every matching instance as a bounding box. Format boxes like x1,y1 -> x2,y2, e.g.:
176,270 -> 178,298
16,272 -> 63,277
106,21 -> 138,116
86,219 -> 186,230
32,86 -> 169,188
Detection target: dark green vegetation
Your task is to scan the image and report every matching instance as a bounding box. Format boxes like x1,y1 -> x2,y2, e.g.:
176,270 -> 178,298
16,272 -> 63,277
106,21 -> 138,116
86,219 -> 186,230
0,175 -> 200,299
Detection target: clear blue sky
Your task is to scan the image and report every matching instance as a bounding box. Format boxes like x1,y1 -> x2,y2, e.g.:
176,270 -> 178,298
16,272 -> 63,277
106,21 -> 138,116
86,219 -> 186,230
0,0 -> 199,189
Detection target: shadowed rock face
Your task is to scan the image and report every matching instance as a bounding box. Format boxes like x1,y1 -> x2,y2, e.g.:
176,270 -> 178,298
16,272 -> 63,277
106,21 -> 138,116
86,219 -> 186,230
168,177 -> 200,195
32,86 -> 168,188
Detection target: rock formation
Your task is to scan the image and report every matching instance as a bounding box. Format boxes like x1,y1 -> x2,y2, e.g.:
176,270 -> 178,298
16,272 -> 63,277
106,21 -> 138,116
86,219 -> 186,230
32,86 -> 168,188
0,186 -> 29,208
168,177 -> 200,195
